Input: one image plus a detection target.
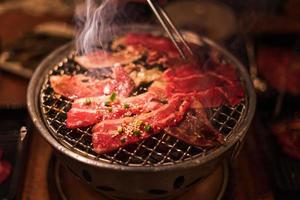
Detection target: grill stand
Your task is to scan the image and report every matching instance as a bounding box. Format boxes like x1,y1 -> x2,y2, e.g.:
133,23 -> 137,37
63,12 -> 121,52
47,155 -> 229,200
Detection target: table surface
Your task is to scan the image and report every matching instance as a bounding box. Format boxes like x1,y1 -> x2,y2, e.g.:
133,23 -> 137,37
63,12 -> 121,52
0,9 -> 289,200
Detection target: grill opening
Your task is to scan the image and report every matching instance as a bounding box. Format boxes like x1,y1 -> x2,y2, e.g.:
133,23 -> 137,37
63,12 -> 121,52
40,49 -> 247,167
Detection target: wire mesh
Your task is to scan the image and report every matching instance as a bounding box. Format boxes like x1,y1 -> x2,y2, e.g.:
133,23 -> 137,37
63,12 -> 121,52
40,54 -> 247,167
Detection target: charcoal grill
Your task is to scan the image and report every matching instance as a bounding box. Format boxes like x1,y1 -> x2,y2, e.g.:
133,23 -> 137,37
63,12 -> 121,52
27,25 -> 255,200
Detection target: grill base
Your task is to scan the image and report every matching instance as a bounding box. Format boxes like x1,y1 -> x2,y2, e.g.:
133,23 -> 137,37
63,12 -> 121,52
48,155 -> 228,200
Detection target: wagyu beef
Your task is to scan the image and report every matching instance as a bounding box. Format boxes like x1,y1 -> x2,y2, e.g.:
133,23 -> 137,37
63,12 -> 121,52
48,32 -> 245,154
272,119 -> 300,159
66,92 -> 163,128
166,101 -> 223,148
75,47 -> 142,69
0,148 -> 12,184
50,66 -> 135,99
50,74 -> 110,99
0,161 -> 11,184
113,33 -> 180,57
257,47 -> 300,95
92,96 -> 190,153
163,61 -> 244,107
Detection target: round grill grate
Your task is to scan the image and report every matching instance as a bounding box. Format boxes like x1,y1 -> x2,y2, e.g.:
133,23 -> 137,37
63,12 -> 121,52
40,52 -> 247,167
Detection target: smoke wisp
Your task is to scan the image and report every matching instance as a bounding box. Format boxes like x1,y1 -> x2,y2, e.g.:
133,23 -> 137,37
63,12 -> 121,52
75,0 -> 129,54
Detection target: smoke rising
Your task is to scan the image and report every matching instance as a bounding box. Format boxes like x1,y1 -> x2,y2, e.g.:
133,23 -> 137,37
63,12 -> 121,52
75,0 -> 129,54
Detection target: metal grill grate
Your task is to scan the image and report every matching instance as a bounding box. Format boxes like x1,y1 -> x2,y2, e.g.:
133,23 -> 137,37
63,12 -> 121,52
40,53 -> 247,167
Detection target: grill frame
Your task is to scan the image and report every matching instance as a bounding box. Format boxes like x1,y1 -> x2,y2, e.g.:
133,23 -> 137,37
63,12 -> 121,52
27,26 -> 256,172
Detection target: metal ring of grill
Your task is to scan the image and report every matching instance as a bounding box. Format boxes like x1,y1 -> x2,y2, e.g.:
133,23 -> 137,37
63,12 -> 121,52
28,25 -> 256,170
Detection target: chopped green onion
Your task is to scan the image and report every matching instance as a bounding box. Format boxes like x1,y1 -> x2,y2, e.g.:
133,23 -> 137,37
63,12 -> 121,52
117,127 -> 123,134
134,120 -> 143,128
120,138 -> 126,144
110,92 -> 117,102
104,101 -> 110,107
144,124 -> 152,132
108,107 -> 113,112
123,103 -> 129,109
133,130 -> 141,137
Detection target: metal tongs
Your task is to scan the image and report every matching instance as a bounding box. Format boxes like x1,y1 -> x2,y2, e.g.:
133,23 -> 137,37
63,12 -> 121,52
146,0 -> 194,60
